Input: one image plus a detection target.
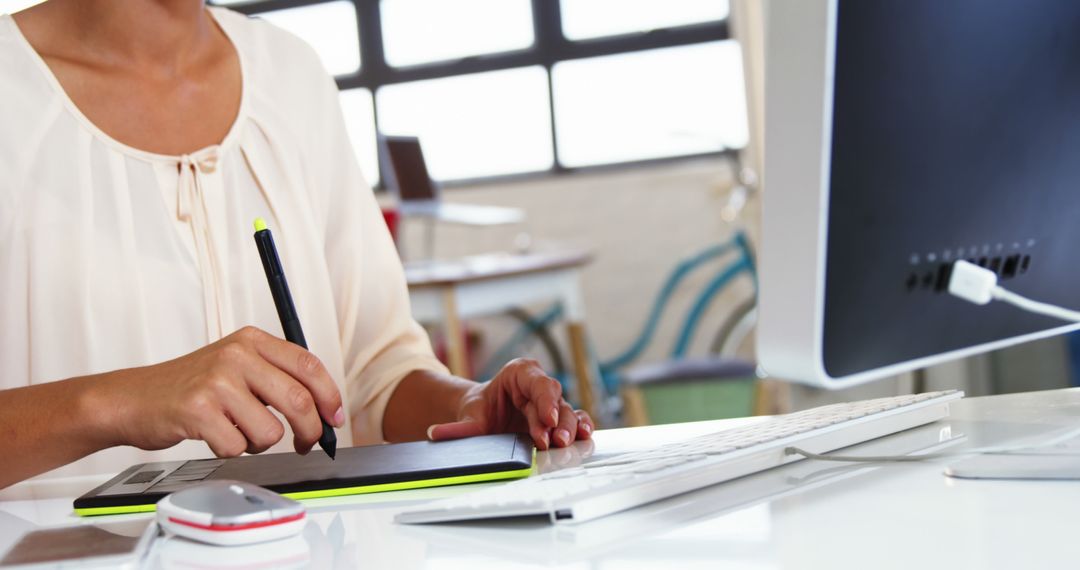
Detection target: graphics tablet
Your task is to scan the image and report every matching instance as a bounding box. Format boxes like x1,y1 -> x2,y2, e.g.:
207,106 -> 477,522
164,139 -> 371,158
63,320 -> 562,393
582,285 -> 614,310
74,433 -> 534,516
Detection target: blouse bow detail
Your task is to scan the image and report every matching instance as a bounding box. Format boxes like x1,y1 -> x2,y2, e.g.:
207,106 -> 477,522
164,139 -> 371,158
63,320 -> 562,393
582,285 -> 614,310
177,146 -> 232,341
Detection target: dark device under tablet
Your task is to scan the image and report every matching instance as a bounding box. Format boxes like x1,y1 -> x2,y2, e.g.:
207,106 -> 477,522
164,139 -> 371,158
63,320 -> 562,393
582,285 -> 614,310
74,433 -> 534,516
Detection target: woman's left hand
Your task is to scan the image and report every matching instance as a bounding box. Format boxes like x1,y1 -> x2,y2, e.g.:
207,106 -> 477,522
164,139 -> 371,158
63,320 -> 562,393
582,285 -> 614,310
426,358 -> 594,450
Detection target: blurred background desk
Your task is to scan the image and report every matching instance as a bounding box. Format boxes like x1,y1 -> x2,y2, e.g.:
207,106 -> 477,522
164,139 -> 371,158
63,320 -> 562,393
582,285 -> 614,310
4,390 -> 1080,569
405,250 -> 601,421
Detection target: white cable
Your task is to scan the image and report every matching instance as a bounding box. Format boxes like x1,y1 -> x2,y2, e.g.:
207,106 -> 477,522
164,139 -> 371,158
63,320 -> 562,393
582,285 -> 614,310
991,287 -> 1080,322
948,260 -> 1080,323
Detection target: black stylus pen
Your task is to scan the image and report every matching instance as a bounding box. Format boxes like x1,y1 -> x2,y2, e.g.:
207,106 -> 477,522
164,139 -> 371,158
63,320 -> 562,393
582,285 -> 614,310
252,217 -> 337,460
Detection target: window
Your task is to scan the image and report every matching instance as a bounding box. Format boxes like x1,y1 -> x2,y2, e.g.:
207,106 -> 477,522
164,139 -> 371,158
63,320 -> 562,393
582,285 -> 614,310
217,0 -> 741,184
378,67 -> 553,180
380,0 -> 534,67
560,0 -> 730,41
553,41 -> 748,167
339,89 -> 380,185
0,0 -> 44,14
257,1 -> 361,77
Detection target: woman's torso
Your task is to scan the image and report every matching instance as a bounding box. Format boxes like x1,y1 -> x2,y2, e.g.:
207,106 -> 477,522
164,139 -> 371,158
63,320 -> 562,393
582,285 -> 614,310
0,8 -> 357,479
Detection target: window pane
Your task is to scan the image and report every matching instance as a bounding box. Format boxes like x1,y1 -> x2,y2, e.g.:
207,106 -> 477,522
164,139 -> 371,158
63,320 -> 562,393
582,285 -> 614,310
377,67 -> 553,181
339,88 -> 380,187
380,0 -> 534,67
0,0 -> 43,14
552,41 -> 748,168
560,0 -> 729,41
257,1 -> 361,76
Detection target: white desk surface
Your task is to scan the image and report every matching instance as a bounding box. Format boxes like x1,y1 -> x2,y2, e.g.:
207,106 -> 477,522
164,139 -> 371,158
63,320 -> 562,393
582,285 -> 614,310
3,388 -> 1080,569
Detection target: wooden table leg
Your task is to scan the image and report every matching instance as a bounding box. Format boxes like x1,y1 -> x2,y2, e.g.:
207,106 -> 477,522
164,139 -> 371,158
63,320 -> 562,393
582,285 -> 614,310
442,289 -> 469,377
621,386 -> 649,427
566,321 -> 599,425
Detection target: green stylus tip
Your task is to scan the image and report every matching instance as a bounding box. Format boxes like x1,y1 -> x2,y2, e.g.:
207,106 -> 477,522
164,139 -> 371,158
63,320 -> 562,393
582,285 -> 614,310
253,218 -> 268,232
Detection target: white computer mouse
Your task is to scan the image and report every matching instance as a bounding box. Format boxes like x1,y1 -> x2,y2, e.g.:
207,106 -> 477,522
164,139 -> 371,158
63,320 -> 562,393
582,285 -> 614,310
156,480 -> 306,547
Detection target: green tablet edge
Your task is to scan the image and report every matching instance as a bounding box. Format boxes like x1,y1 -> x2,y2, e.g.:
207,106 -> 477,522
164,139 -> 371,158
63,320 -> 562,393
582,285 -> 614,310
74,458 -> 536,517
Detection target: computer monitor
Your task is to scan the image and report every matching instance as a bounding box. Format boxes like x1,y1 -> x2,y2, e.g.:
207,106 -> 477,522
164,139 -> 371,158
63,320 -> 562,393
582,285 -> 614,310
758,0 -> 1080,387
378,135 -> 440,204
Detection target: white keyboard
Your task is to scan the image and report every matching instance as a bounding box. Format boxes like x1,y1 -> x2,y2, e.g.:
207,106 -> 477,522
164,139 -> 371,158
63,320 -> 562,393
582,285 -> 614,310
396,390 -> 963,525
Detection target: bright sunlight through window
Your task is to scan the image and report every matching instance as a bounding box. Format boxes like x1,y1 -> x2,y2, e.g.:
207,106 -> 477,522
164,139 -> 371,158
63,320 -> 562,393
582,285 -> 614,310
377,67 -> 554,181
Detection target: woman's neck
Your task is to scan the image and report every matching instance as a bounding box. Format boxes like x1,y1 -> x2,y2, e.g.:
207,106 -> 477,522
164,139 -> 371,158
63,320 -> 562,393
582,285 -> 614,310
15,0 -> 216,75
11,0 -> 242,156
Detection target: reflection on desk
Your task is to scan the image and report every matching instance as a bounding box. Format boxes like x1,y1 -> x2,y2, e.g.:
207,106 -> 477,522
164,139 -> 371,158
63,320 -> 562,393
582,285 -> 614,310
154,532 -> 311,569
5,390 -> 1080,569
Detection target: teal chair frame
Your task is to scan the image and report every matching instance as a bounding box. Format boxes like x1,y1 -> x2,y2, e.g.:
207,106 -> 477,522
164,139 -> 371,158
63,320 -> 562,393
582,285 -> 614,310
479,230 -> 758,401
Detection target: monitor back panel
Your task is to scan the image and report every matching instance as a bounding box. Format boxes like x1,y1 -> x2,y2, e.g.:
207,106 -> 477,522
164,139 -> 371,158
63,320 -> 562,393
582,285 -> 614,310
821,0 -> 1080,377
760,0 -> 1080,384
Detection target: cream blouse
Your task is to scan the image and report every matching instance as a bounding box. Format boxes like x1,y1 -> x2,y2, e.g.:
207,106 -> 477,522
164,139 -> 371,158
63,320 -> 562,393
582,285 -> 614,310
0,8 -> 447,479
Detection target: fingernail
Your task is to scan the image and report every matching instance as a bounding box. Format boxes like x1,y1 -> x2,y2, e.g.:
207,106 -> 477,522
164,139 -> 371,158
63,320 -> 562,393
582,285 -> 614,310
333,407 -> 345,427
583,423 -> 592,435
542,432 -> 549,449
556,428 -> 570,445
550,408 -> 558,425
426,425 -> 437,440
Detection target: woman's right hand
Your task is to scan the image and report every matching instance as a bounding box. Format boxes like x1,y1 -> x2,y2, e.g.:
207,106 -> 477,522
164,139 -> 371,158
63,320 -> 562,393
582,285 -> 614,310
94,326 -> 345,457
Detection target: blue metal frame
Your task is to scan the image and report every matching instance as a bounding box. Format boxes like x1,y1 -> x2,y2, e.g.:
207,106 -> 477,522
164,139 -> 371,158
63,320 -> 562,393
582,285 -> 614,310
479,230 -> 757,398
598,230 -> 756,393
479,304 -> 567,384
